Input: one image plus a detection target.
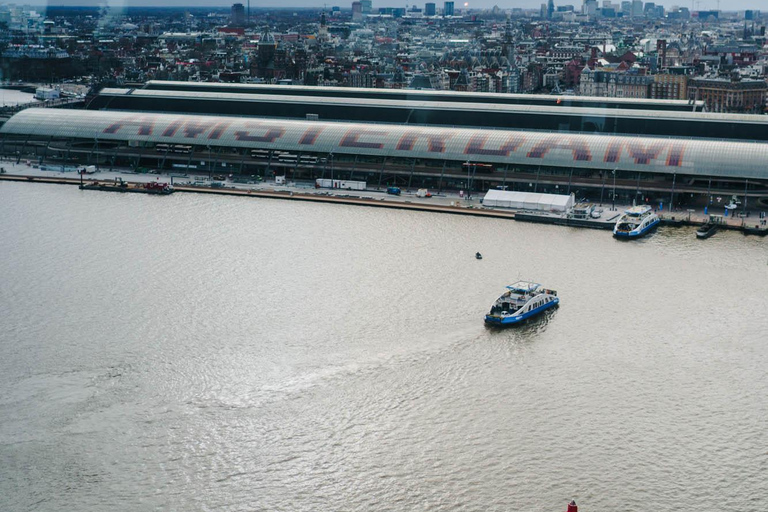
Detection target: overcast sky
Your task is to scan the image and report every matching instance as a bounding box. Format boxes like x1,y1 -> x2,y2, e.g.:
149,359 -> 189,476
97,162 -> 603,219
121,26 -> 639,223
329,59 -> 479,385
34,0 -> 767,11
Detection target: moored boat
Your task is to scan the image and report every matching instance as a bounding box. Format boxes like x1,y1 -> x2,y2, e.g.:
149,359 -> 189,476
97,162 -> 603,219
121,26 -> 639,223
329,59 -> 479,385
613,205 -> 659,239
484,281 -> 559,326
696,219 -> 718,239
79,178 -> 174,195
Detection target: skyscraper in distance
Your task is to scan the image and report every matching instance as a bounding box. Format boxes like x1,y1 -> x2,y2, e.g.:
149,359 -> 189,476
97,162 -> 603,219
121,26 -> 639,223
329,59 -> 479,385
230,3 -> 245,26
443,1 -> 454,17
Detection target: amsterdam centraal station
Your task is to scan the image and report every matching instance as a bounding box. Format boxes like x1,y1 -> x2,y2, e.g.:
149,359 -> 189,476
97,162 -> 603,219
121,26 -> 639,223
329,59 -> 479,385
2,80 -> 767,208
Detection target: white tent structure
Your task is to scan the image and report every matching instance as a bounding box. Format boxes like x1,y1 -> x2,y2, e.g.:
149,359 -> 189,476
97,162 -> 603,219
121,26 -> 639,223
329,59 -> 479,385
482,190 -> 575,212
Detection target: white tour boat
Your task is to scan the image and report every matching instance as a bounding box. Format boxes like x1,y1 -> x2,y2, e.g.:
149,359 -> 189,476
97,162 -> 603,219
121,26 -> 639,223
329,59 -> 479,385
484,281 -> 559,326
613,205 -> 660,239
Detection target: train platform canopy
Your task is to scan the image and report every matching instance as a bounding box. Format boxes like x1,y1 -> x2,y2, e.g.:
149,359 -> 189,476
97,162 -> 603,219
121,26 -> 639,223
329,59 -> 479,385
93,88 -> 755,124
2,109 -> 768,181
482,190 -> 575,212
142,80 -> 706,112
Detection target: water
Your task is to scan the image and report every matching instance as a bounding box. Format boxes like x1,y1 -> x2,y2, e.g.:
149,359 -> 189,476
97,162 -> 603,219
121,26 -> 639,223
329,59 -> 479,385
1,182 -> 767,511
0,89 -> 37,107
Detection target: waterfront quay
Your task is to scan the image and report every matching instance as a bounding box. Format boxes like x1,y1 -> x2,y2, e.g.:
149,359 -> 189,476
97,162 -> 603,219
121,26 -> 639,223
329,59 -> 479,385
2,82 -> 767,228
3,163 -> 766,235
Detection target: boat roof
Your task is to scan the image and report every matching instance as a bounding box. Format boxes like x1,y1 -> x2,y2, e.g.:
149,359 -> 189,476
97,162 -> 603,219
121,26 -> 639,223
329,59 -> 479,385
506,281 -> 541,293
625,205 -> 652,215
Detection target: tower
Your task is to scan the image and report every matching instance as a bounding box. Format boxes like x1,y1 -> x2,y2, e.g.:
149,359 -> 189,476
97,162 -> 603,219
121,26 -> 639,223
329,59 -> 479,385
230,3 -> 245,26
257,27 -> 277,78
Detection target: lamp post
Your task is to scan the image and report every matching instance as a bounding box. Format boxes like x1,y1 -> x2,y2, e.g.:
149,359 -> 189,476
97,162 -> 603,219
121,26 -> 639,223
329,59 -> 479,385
207,145 -> 212,179
611,169 -> 616,211
465,160 -> 471,199
599,171 -> 606,206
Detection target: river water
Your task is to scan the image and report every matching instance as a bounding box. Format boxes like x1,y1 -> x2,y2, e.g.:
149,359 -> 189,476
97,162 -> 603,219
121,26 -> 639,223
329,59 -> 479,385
0,89 -> 37,107
1,182 -> 766,512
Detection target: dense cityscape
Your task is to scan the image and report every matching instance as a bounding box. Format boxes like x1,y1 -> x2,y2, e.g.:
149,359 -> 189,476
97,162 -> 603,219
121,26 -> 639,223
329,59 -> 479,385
2,3 -> 768,512
1,2 -> 767,112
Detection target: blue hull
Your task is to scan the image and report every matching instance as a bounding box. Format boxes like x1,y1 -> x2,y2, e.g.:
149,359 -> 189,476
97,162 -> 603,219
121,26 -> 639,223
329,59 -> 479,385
613,219 -> 659,239
485,300 -> 559,326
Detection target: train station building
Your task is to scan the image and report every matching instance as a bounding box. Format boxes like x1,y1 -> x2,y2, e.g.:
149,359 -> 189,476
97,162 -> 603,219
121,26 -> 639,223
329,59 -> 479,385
1,82 -> 767,209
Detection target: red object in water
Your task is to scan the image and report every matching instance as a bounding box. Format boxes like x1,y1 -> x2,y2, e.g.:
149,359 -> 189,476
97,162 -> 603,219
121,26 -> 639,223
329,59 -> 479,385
566,500 -> 578,512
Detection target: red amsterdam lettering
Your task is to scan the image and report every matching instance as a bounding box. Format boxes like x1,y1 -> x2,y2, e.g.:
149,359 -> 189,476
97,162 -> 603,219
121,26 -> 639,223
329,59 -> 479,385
626,142 -> 664,165
208,121 -> 232,140
666,143 -> 685,167
464,134 -> 524,156
103,117 -> 154,136
603,140 -> 623,163
396,131 -> 451,153
339,130 -> 386,149
182,121 -> 216,139
299,126 -> 324,145
161,119 -> 184,137
234,123 -> 285,143
527,136 -> 592,161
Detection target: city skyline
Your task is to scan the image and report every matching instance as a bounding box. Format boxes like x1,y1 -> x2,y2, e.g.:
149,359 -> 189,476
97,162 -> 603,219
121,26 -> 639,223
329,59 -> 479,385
27,0 -> 768,11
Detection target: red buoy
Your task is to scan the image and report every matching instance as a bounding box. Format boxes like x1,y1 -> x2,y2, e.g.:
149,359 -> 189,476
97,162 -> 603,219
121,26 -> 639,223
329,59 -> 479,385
566,500 -> 578,512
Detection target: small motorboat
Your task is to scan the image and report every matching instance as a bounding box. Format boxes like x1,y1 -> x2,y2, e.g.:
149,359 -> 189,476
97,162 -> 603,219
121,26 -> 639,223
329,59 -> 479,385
475,252 -> 483,260
696,219 -> 718,239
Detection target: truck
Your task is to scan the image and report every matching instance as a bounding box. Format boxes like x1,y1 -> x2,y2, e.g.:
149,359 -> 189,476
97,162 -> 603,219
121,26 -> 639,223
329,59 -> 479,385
416,189 -> 432,198
387,187 -> 401,196
79,165 -> 97,174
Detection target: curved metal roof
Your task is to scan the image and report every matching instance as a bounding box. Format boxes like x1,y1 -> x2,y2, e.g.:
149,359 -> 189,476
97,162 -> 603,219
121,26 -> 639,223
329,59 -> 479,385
96,88 -> 758,124
3,109 -> 767,180
142,80 -> 706,110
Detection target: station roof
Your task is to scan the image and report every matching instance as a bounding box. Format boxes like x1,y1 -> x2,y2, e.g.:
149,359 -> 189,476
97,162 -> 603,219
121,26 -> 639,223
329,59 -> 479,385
91,88 -> 768,129
97,87 -> 733,123
3,109 -> 768,180
142,80 -> 706,111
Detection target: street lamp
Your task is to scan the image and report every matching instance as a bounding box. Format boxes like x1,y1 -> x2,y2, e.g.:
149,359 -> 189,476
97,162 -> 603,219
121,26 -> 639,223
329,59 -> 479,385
465,160 -> 472,200
207,145 -> 212,179
611,169 -> 616,211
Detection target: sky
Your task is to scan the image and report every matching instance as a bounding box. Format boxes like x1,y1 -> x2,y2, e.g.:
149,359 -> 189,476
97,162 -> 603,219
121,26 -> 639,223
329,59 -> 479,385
28,0 -> 768,10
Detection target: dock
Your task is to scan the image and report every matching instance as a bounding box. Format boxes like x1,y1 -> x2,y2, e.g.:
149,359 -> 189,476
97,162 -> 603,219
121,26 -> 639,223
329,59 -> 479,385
2,173 -> 767,236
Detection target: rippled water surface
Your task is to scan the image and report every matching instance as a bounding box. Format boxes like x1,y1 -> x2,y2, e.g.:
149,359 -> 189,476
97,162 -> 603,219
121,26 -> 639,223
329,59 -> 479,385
1,182 -> 767,511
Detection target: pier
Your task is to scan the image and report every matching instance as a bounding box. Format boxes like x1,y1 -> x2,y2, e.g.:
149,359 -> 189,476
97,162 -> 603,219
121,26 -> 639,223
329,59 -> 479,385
3,171 -> 766,235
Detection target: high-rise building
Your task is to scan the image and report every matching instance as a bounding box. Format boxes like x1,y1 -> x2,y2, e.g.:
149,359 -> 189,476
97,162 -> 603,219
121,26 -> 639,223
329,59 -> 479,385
631,0 -> 643,17
230,3 -> 245,26
583,0 -> 598,16
425,2 -> 436,15
361,0 -> 372,14
547,0 -> 555,19
443,1 -> 454,17
620,1 -> 631,16
352,1 -> 363,21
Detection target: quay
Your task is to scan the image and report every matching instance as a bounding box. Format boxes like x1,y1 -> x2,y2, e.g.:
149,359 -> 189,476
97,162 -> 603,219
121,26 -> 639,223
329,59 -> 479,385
3,171 -> 767,236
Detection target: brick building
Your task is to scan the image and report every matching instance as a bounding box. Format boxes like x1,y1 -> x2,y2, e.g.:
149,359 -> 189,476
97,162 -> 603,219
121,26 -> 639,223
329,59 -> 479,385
688,76 -> 767,113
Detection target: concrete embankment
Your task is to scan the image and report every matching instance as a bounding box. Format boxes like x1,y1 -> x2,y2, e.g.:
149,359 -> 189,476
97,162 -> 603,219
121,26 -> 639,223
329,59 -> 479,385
3,173 -> 767,235
0,174 -> 518,220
